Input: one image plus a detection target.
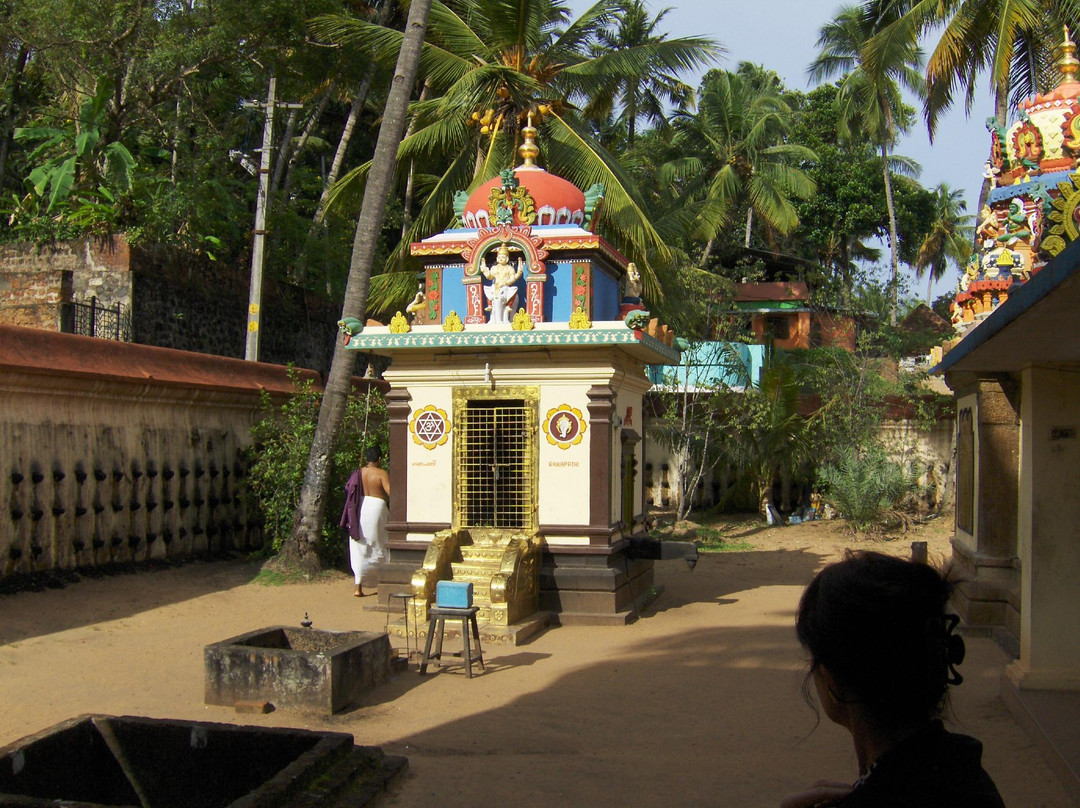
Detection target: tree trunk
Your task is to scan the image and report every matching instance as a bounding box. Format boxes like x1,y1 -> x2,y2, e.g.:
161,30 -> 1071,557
282,82 -> 337,198
309,0 -> 397,232
310,82 -> 369,229
276,0 -> 432,575
881,141 -> 900,326
700,236 -> 715,266
400,80 -> 430,237
170,96 -> 182,182
841,235 -> 853,307
744,207 -> 753,249
0,45 -> 29,190
270,106 -> 300,194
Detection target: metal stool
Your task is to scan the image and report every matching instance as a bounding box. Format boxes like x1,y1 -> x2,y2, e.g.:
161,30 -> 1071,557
418,606 -> 485,678
386,592 -> 418,659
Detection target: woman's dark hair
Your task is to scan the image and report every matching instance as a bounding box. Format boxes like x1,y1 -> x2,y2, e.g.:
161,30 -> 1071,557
796,551 -> 964,728
364,446 -> 382,464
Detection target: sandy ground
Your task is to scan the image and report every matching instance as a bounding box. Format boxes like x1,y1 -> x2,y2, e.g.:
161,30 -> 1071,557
0,517 -> 1071,808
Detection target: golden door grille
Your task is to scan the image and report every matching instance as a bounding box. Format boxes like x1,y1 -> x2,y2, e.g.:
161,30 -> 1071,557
456,400 -> 536,530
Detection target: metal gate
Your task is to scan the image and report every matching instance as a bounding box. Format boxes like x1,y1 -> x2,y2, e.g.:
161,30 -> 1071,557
455,399 -> 536,530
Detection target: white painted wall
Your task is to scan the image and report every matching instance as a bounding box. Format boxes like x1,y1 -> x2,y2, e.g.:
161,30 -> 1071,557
1009,366 -> 1080,690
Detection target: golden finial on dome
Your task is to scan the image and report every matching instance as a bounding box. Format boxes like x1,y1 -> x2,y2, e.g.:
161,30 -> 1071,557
1059,25 -> 1079,84
519,112 -> 539,167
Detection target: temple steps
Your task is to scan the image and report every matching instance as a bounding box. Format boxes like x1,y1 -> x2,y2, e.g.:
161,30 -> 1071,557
459,547 -> 506,563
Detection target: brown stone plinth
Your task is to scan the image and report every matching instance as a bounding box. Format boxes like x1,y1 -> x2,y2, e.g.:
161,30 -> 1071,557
541,550 -> 655,625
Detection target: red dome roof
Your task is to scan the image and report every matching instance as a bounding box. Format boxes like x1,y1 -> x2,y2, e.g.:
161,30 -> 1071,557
461,166 -> 588,228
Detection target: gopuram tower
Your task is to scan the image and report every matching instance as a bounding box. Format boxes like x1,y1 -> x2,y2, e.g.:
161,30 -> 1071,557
953,28 -> 1080,330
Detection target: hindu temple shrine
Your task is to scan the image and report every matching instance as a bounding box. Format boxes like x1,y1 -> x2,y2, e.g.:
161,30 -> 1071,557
952,28 -> 1080,330
342,119 -> 681,641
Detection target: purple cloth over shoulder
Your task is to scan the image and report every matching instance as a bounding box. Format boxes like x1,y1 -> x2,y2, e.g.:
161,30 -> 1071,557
340,469 -> 364,540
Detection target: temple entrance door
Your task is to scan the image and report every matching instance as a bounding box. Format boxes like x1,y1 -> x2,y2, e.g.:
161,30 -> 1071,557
455,398 -> 537,532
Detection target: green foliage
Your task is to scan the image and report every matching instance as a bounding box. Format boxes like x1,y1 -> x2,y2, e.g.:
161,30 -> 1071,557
247,370 -> 387,565
671,65 -> 817,255
793,345 -> 888,464
310,0 -> 721,298
694,526 -> 754,553
14,78 -> 136,211
0,0 -> 356,263
931,292 -> 954,323
727,349 -> 813,507
915,182 -> 973,298
818,445 -> 922,532
652,344 -> 817,519
870,0 -> 1080,135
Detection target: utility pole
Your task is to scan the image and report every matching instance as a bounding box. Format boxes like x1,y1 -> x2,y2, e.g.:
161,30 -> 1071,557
242,77 -> 301,362
244,76 -> 275,362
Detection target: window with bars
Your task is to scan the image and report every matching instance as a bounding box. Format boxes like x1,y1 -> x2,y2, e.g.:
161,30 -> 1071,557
455,399 -> 536,530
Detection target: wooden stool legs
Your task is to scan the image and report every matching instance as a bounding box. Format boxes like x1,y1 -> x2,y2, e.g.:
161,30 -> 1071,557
418,606 -> 484,678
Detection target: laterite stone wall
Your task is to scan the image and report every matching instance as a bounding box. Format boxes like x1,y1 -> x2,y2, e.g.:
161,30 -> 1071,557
0,238 -> 342,376
0,238 -> 133,332
129,246 -> 340,375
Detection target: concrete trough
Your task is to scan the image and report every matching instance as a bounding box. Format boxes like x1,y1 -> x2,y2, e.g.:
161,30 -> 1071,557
0,714 -> 354,808
204,626 -> 392,714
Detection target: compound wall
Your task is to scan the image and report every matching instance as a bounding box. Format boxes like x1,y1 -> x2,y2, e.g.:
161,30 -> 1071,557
0,325 -> 317,578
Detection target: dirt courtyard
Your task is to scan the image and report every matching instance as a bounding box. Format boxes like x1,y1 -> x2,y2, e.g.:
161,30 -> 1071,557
0,518 -> 1070,807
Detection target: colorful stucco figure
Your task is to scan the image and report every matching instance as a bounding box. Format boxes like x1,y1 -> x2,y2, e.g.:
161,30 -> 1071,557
337,317 -> 364,345
481,243 -> 524,323
954,27 -> 1080,332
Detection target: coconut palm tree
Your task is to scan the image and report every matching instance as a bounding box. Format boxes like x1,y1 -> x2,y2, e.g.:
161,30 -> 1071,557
585,0 -> 714,148
864,0 -> 1080,217
809,3 -> 925,325
915,182 -> 972,301
671,66 -> 817,265
309,0 -> 721,299
277,0 -> 432,574
865,0 -> 1080,139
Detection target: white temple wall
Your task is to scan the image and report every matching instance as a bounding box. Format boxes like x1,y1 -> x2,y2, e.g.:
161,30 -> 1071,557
1010,366 -> 1080,690
401,383 -> 455,535
383,346 -> 655,543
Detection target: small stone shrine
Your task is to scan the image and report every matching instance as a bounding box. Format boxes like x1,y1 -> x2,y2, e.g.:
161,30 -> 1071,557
343,119 -> 680,640
953,27 -> 1080,331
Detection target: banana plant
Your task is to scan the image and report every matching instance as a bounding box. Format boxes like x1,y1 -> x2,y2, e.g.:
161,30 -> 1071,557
14,78 -> 135,212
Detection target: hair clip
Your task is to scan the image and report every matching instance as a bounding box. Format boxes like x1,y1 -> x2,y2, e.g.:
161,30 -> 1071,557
943,613 -> 965,685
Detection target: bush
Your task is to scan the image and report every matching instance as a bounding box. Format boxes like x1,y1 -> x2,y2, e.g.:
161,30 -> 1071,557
247,369 -> 387,565
818,445 -> 922,532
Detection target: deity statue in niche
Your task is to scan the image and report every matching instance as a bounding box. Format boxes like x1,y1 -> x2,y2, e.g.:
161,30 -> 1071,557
624,262 -> 643,303
959,254 -> 980,292
995,198 -> 1034,246
482,242 -> 524,323
976,204 -> 1002,248
405,283 -> 426,322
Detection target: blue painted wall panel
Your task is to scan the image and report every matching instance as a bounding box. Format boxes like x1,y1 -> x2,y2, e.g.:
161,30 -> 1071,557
593,271 -> 619,321
441,265 -> 467,320
547,262 -> 571,321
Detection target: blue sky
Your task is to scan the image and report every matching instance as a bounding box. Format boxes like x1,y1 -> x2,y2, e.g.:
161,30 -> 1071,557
571,0 -> 995,297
